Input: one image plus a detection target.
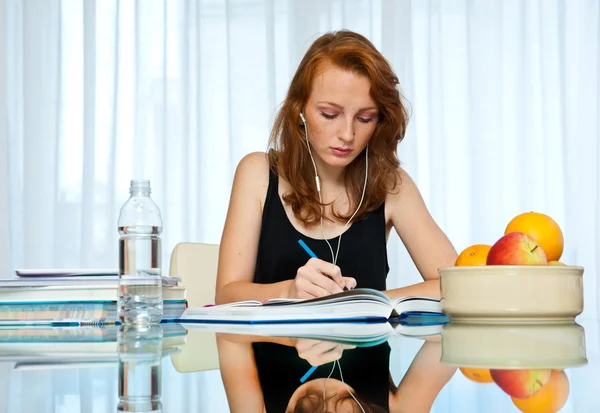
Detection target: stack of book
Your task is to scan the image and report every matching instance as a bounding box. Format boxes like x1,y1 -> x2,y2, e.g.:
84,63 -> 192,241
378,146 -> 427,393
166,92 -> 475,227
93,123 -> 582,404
0,269 -> 187,325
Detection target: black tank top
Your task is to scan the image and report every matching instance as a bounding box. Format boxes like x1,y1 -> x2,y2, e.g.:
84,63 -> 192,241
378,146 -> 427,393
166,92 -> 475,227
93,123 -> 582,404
252,167 -> 389,289
252,167 -> 392,412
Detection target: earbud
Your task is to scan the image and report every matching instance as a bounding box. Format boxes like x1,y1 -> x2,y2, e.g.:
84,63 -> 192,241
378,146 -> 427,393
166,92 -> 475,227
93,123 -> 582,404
299,112 -> 306,123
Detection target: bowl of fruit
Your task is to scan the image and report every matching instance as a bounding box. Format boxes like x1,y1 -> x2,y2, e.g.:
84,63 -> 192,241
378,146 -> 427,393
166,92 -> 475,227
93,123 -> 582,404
438,211 -> 584,322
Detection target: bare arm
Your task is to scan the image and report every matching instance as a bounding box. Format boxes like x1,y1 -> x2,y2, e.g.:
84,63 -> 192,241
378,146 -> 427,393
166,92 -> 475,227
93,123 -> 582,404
389,341 -> 456,412
215,152 -> 292,304
217,336 -> 265,413
215,152 -> 350,304
385,168 -> 457,299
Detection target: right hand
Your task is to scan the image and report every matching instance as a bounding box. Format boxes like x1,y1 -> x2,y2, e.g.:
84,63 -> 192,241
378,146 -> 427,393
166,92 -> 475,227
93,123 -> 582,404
288,258 -> 357,299
294,338 -> 356,367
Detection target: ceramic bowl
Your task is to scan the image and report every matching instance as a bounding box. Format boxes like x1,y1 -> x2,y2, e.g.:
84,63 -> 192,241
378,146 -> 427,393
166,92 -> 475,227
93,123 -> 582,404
438,265 -> 584,322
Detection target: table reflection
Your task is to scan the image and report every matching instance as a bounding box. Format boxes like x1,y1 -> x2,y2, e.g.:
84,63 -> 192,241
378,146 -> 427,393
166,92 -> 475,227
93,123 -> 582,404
439,321 -> 586,413
216,330 -> 456,412
0,319 -> 596,412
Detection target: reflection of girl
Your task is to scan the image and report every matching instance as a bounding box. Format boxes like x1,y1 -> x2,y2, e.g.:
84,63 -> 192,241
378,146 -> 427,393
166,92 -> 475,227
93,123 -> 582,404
287,378 -> 385,413
217,334 -> 456,413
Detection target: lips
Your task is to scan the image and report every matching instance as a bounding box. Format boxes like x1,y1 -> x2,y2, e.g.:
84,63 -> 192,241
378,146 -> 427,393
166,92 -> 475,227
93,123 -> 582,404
331,147 -> 352,156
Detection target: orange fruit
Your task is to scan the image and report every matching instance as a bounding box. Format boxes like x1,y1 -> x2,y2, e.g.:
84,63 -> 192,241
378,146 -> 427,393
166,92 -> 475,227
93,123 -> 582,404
505,212 -> 564,262
459,367 -> 493,383
511,369 -> 569,413
455,244 -> 492,266
548,261 -> 566,266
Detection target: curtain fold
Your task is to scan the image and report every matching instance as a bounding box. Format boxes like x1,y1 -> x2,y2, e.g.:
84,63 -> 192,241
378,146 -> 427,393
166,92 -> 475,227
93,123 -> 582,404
0,0 -> 9,279
1,2 -> 599,410
2,0 -> 599,308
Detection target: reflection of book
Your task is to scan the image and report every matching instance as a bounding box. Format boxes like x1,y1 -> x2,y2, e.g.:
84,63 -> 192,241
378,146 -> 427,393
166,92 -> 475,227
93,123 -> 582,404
0,324 -> 187,370
178,288 -> 443,324
176,314 -> 448,347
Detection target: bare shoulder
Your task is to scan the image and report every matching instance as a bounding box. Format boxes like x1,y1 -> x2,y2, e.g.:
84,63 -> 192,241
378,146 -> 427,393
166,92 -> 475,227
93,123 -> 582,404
391,166 -> 417,194
384,167 -> 419,221
233,151 -> 271,208
235,151 -> 270,182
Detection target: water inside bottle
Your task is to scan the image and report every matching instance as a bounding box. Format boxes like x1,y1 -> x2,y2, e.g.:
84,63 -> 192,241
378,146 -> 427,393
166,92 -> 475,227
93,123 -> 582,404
119,226 -> 163,326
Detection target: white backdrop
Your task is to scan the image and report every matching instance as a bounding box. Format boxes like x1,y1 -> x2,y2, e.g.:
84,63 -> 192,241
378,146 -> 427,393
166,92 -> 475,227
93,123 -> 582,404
2,0 -> 599,317
1,1 -> 600,412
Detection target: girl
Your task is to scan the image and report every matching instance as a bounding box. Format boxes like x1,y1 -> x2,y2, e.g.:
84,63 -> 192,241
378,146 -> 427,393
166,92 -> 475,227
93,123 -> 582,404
215,29 -> 457,304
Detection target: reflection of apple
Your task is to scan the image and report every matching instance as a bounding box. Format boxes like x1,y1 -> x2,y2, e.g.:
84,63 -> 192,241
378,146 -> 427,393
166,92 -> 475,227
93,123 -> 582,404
486,232 -> 548,265
511,370 -> 570,412
490,369 -> 552,399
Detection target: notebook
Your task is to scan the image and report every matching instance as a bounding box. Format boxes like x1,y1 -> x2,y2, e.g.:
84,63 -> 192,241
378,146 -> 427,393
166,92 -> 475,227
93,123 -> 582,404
15,269 -> 119,277
177,288 -> 443,324
9,270 -> 180,287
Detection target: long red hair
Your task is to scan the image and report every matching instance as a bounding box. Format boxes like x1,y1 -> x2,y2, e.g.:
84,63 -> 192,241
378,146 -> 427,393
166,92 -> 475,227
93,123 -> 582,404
268,30 -> 409,226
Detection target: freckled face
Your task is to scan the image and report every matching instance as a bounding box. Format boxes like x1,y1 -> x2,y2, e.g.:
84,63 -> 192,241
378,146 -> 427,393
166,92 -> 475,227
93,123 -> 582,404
302,62 -> 379,168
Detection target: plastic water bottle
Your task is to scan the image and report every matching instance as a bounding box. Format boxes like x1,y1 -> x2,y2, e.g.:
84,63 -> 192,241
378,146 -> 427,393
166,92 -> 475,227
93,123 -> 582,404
118,179 -> 163,326
117,325 -> 163,413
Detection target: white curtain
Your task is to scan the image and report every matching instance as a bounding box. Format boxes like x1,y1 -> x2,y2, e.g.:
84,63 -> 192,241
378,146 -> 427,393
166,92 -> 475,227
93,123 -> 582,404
1,1 -> 600,409
2,0 -> 599,311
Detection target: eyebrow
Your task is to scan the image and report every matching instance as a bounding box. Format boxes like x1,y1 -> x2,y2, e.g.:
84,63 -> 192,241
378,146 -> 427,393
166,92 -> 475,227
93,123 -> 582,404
317,101 -> 378,112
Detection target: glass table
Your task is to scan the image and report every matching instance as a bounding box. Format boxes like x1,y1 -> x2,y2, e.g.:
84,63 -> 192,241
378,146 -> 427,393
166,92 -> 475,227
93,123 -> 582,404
0,318 -> 597,412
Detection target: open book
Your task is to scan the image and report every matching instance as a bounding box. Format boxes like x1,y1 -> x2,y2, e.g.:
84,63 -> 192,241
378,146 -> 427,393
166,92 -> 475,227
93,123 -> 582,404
177,288 -> 443,324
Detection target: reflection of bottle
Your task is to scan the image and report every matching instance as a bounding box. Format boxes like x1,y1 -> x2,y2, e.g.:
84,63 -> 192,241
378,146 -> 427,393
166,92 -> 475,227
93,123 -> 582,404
117,325 -> 163,413
117,179 -> 163,326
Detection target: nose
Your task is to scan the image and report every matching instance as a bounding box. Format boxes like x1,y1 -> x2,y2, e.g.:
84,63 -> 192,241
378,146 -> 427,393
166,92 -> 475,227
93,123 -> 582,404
338,119 -> 355,143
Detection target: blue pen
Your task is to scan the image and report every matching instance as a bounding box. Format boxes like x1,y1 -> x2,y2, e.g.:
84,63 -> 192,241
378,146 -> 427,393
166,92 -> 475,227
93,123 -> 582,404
297,239 -> 346,383
297,239 -> 317,258
300,365 -> 318,383
297,239 -> 348,291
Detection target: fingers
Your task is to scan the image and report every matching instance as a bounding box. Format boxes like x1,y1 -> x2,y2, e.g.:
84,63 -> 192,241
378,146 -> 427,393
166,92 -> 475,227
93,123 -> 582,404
342,277 -> 357,290
295,275 -> 338,298
296,340 -> 345,366
294,259 -> 358,299
307,258 -> 344,285
296,261 -> 344,296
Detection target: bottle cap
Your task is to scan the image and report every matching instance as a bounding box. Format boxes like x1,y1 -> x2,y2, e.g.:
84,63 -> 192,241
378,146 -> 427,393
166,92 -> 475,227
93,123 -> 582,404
130,179 -> 151,193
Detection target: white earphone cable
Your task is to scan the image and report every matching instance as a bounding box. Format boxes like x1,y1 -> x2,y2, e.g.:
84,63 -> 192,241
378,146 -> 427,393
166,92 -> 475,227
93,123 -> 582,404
301,112 -> 367,413
300,113 -> 368,266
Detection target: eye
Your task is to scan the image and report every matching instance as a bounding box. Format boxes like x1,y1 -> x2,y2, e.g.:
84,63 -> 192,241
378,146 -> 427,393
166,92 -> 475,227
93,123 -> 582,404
320,112 -> 338,120
357,117 -> 374,124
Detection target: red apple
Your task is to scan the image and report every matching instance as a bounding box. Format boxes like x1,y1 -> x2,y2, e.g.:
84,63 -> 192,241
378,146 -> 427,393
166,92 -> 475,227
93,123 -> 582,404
490,369 -> 552,399
486,232 -> 547,265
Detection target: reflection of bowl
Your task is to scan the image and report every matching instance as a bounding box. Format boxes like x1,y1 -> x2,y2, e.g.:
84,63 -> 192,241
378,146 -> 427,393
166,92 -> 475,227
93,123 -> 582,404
440,321 -> 587,369
438,265 -> 584,322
